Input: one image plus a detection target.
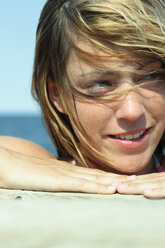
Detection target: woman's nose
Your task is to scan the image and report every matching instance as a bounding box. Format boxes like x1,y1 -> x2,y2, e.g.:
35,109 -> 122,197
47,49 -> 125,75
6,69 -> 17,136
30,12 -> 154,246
115,93 -> 145,122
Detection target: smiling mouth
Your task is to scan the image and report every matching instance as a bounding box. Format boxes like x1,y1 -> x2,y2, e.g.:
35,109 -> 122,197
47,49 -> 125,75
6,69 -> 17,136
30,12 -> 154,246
109,129 -> 150,140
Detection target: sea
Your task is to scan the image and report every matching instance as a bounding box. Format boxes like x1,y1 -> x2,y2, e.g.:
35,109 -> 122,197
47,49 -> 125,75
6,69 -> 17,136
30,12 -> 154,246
0,115 -> 58,156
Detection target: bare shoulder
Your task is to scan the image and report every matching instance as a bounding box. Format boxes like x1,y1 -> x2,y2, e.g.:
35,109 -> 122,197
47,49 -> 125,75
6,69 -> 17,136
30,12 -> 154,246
0,136 -> 56,159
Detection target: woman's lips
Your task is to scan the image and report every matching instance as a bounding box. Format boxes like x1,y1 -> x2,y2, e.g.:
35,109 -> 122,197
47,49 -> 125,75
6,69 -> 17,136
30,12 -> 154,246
108,128 -> 151,149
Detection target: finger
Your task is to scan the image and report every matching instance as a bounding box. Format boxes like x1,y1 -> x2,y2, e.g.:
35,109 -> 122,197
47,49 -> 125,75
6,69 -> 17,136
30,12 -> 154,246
143,187 -> 165,199
54,164 -> 133,185
52,161 -> 131,183
10,169 -> 116,194
116,179 -> 165,195
51,175 -> 117,194
64,171 -> 135,185
120,173 -> 165,185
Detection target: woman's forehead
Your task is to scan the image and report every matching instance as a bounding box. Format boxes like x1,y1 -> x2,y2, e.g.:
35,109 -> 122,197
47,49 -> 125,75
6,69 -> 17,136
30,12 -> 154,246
66,41 -> 126,74
66,41 -> 158,82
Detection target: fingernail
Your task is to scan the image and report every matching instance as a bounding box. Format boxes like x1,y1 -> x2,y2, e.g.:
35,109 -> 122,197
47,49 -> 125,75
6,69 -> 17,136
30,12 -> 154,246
108,186 -> 116,191
144,189 -> 153,194
127,175 -> 136,181
118,184 -> 128,189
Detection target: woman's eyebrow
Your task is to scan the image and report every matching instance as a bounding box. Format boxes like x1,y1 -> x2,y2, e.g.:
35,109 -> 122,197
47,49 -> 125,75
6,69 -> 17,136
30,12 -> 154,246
136,60 -> 161,70
78,60 -> 161,79
80,69 -> 114,78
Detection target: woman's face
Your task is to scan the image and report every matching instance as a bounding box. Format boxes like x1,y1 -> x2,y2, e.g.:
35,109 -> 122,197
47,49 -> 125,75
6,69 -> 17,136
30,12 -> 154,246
65,42 -> 165,175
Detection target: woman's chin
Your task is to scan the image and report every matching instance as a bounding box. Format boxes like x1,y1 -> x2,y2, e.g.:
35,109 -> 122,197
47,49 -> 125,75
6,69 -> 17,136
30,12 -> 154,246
100,159 -> 153,175
85,151 -> 153,175
112,163 -> 153,175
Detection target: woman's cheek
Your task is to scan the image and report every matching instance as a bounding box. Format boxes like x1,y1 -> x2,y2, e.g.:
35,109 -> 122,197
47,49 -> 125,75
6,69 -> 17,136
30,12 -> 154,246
75,101 -> 112,134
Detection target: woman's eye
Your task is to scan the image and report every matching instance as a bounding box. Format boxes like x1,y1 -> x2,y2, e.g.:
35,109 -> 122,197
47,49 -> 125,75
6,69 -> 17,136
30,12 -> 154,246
86,80 -> 115,96
142,72 -> 160,81
136,72 -> 162,86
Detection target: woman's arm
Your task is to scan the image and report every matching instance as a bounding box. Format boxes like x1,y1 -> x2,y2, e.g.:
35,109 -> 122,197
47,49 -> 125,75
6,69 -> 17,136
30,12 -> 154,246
0,136 -> 54,159
0,136 -> 129,194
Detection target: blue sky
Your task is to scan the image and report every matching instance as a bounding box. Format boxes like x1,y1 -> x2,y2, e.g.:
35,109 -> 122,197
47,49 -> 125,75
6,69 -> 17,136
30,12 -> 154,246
0,1 -> 46,115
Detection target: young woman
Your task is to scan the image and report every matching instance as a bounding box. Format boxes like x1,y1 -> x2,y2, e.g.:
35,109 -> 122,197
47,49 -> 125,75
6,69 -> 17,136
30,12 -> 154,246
1,0 -> 165,198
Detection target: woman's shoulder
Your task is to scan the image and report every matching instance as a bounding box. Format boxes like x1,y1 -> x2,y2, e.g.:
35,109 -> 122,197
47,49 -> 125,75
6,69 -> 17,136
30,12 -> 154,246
0,136 -> 55,159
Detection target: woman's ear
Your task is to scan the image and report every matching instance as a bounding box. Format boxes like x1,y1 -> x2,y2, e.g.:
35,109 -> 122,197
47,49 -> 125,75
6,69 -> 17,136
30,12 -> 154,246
48,78 -> 65,114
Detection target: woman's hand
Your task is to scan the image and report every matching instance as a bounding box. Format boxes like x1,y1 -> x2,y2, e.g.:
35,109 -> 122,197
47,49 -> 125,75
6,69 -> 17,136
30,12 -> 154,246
1,153 -> 131,194
1,150 -> 131,194
116,173 -> 165,198
0,136 -> 131,194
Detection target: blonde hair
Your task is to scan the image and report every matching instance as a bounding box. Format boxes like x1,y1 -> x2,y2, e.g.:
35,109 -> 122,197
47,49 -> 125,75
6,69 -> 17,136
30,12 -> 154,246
32,0 -> 165,168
